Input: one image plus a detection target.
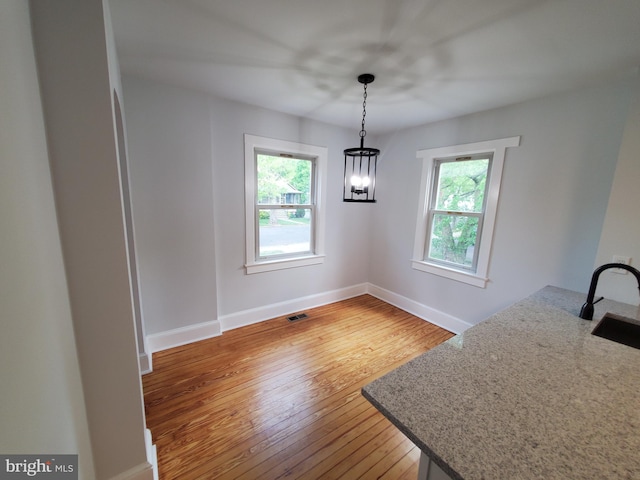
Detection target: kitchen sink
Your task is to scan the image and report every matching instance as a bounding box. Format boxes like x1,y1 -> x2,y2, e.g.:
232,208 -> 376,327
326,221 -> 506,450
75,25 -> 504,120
591,312 -> 640,350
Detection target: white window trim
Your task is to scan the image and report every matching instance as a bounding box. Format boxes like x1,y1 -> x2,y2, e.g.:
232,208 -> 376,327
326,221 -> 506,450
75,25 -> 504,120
244,134 -> 327,274
412,136 -> 520,288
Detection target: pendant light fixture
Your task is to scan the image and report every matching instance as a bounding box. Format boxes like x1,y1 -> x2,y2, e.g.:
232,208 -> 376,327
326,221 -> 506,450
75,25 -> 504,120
343,73 -> 379,202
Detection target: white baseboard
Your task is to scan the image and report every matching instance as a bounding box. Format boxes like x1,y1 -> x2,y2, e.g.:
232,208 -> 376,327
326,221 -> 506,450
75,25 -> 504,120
108,461 -> 155,480
146,319 -> 222,353
144,428 -> 158,480
143,283 -> 471,357
366,283 -> 472,334
138,352 -> 152,375
219,283 -> 368,332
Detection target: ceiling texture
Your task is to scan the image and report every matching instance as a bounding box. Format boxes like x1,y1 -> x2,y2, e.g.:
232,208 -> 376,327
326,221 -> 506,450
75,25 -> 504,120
109,0 -> 640,134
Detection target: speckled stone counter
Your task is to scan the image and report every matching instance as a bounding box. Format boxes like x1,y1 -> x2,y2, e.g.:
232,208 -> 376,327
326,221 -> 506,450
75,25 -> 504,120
362,286 -> 640,480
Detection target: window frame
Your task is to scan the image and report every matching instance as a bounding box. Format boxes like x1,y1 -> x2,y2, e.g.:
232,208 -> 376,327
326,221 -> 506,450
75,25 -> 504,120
255,152 -> 316,261
244,134 -> 327,274
426,153 -> 493,273
412,137 -> 520,288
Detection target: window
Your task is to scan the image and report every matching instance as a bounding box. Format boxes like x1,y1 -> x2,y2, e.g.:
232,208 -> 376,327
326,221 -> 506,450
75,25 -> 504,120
427,154 -> 491,271
256,153 -> 313,258
244,134 -> 327,274
412,137 -> 520,287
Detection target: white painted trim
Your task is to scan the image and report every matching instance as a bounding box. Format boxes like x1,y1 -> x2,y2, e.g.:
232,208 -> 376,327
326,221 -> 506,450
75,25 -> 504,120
413,136 -> 520,288
146,319 -> 221,353
243,134 -> 328,274
245,254 -> 325,274
144,283 -> 472,355
108,462 -> 155,480
219,283 -> 368,331
144,428 -> 158,480
366,283 -> 473,334
138,352 -> 152,375
411,260 -> 488,288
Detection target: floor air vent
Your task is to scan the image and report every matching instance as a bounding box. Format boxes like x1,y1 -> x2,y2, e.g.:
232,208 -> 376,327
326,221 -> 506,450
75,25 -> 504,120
287,313 -> 308,322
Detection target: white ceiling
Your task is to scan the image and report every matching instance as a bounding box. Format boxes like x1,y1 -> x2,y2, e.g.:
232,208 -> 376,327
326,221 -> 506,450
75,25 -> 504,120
109,0 -> 640,134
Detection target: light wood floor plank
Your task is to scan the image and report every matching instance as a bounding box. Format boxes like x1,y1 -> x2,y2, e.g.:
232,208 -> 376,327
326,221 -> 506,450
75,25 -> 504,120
355,431 -> 417,479
143,294 -> 453,479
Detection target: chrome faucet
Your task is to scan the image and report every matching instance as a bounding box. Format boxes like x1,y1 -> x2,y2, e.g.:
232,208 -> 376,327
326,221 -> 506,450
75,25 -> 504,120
579,263 -> 640,320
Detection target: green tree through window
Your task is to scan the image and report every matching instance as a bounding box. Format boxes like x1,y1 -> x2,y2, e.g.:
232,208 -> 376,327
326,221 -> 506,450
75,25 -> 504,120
257,154 -> 311,205
256,153 -> 314,258
428,156 -> 490,269
413,136 -> 519,287
245,134 -> 327,274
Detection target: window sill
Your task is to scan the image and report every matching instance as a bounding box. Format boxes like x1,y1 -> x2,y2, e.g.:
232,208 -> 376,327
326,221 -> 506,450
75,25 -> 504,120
411,260 -> 488,288
246,254 -> 325,274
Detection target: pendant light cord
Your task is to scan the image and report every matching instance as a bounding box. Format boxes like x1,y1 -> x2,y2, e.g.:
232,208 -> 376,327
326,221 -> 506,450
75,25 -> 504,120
360,83 -> 368,140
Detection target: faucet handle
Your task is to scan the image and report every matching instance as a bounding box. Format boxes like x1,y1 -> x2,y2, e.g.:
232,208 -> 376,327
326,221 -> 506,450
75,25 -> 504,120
579,302 -> 594,320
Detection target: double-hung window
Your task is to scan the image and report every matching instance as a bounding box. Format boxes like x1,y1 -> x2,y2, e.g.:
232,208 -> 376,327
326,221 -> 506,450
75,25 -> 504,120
427,154 -> 492,271
244,134 -> 327,274
412,137 -> 520,287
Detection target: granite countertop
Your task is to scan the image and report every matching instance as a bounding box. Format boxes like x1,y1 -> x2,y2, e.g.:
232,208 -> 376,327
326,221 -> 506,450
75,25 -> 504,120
362,286 -> 640,480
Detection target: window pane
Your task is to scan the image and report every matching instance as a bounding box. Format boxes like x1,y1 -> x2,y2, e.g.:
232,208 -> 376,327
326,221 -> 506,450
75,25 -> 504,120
257,154 -> 312,205
428,213 -> 479,268
258,208 -> 311,257
435,159 -> 489,213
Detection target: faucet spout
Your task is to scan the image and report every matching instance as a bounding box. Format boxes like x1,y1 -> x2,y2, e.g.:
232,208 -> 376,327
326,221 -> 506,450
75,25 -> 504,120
579,263 -> 640,320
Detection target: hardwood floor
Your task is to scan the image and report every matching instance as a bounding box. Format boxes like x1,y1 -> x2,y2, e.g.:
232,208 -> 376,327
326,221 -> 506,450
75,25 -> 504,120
143,295 -> 454,479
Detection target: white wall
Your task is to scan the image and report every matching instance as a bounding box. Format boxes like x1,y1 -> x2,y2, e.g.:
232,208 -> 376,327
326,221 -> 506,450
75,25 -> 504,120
30,1 -> 152,478
209,94 -> 372,317
0,0 -> 95,477
123,70 -> 637,340
103,0 -> 149,370
122,77 -> 372,336
371,77 -> 635,324
122,79 -> 218,336
594,75 -> 640,305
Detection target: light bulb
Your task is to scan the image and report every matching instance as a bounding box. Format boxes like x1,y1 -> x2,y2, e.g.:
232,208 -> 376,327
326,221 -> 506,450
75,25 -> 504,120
351,175 -> 362,187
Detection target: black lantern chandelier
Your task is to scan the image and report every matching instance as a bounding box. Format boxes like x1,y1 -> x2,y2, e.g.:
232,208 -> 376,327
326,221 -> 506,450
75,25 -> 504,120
343,73 -> 379,202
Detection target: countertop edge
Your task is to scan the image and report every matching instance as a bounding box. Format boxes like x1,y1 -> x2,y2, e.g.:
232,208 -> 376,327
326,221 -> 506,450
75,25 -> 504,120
361,285 -> 640,480
360,387 -> 464,480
